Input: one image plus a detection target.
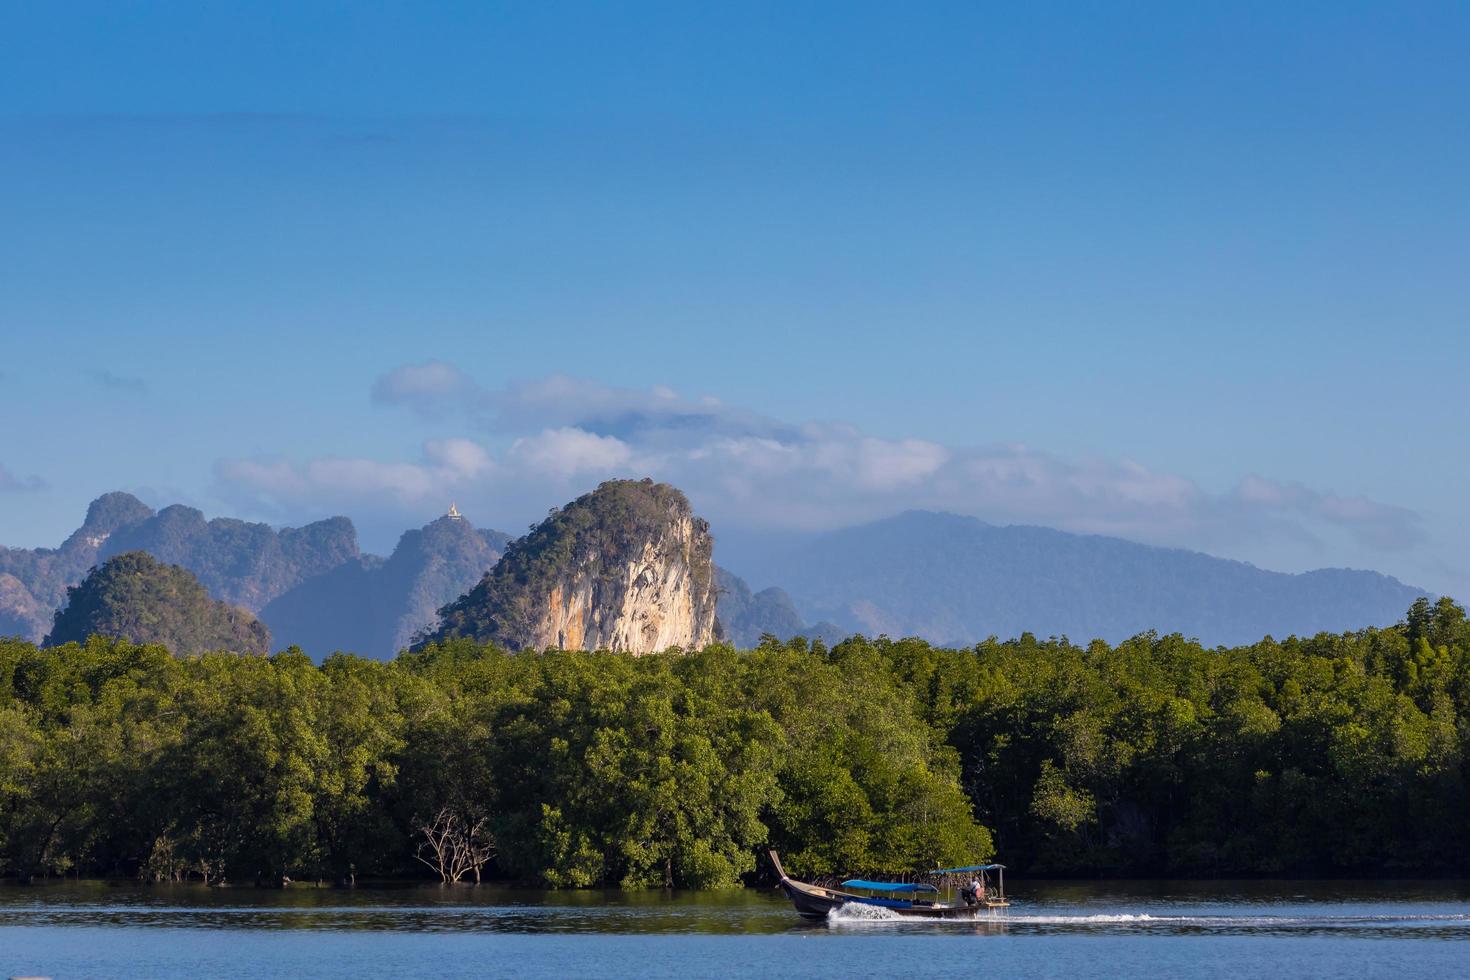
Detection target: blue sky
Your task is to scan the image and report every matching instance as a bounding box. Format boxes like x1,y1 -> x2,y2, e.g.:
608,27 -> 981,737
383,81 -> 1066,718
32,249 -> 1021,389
2,2 -> 1467,596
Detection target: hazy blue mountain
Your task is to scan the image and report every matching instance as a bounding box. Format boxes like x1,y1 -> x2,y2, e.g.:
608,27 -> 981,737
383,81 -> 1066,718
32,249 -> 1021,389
99,504 -> 359,611
711,568 -> 850,648
0,492 -> 507,657
1,491 -> 1432,653
261,514 -> 511,659
714,567 -> 806,647
0,492 -> 156,640
45,551 -> 271,655
799,619 -> 851,647
0,574 -> 47,640
736,511 -> 1426,647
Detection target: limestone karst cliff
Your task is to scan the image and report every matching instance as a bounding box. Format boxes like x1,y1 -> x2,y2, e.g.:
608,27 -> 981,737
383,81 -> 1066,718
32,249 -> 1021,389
422,479 -> 717,653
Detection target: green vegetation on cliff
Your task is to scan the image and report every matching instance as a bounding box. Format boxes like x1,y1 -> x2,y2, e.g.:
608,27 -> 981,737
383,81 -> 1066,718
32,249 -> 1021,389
426,479 -> 715,650
2,596 -> 1468,886
44,552 -> 271,655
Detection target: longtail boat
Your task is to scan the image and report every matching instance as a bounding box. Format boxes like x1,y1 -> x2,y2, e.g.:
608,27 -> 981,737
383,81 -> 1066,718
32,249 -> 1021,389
769,850 -> 1008,920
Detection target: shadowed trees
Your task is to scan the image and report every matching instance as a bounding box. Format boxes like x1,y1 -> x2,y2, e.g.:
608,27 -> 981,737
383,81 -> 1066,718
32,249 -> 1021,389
2,596 -> 1468,886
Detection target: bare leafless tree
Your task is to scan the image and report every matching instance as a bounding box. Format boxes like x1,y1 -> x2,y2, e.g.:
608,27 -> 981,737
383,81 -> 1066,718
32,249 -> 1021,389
414,807 -> 496,884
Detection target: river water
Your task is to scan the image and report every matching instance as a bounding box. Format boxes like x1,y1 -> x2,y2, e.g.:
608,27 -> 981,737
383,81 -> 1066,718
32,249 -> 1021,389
3,879 -> 1468,978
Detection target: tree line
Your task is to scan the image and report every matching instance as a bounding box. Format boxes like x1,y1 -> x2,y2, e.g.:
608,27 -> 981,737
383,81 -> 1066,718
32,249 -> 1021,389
2,596 -> 1467,887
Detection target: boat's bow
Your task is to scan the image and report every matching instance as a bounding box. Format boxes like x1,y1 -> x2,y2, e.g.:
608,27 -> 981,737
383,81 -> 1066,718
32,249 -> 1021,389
768,850 -> 846,920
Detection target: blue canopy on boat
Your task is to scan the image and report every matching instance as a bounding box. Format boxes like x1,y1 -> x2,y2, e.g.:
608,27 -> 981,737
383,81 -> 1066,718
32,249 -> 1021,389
841,879 -> 940,893
929,864 -> 1005,873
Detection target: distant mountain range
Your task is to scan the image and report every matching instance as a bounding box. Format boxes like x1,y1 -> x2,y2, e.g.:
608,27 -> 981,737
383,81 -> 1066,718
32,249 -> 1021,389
101,504 -> 358,611
712,567 -> 846,648
0,491 -> 1429,655
0,491 -> 514,657
259,515 -> 511,656
729,510 -> 1426,646
0,491 -> 357,642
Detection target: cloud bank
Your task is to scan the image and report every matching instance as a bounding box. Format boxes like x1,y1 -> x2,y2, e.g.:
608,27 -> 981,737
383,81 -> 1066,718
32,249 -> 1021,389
215,367 -> 1425,561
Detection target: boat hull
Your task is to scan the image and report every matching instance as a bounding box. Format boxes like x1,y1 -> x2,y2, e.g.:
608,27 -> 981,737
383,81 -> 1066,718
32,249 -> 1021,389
778,878 -> 845,919
769,850 -> 1004,920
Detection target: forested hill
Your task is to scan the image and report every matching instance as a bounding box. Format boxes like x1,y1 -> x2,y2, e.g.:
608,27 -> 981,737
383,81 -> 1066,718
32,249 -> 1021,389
43,551 -> 271,655
737,510 -> 1425,647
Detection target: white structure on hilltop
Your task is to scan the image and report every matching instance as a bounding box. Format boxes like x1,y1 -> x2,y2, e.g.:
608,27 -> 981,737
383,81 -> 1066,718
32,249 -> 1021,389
446,502 -> 464,520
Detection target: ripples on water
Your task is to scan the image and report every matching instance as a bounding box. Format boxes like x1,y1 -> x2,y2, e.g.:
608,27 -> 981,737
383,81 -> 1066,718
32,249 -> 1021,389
4,879 -> 1468,938
3,881 -> 1469,979
0,886 -> 795,935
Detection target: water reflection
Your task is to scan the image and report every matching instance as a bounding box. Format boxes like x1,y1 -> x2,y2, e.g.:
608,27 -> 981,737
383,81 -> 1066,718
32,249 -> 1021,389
2,879 -> 1468,939
0,883 -> 798,935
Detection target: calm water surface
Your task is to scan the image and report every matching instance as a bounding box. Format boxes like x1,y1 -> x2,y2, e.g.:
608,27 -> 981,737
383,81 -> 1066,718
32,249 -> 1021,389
3,879 -> 1468,978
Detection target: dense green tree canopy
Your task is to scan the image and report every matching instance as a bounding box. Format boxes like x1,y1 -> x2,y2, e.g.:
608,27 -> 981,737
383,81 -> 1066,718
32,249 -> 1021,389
3,597 -> 1468,886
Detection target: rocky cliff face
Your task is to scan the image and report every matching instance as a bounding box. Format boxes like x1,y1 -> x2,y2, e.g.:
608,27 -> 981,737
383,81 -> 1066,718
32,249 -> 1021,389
424,479 -> 717,653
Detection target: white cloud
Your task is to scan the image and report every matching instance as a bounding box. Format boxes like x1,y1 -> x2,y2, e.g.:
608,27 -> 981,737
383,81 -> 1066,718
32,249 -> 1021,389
856,437 -> 950,490
214,437 -> 492,514
1228,475 -> 1422,552
423,437 -> 493,479
214,368 -> 1427,565
510,428 -> 633,477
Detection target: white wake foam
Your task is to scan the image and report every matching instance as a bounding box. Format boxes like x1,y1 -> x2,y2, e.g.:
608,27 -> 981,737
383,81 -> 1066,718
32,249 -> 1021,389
825,907 -> 1470,930
828,903 -> 904,923
1007,913 -> 1166,924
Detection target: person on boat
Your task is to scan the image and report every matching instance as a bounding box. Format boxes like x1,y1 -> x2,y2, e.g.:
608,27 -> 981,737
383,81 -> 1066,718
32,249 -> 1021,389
962,877 -> 982,906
